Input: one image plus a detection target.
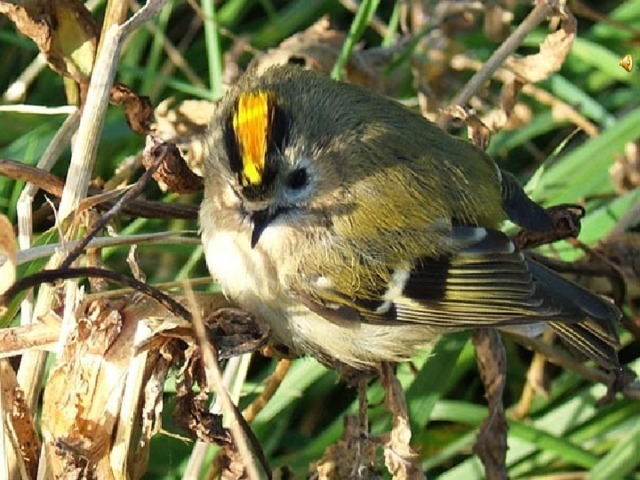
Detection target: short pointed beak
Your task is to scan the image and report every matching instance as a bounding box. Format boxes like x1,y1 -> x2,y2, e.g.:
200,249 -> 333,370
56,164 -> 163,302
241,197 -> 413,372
250,208 -> 275,248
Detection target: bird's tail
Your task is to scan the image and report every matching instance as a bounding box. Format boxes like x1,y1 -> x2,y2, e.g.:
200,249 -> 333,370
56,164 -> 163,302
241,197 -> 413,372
526,258 -> 621,370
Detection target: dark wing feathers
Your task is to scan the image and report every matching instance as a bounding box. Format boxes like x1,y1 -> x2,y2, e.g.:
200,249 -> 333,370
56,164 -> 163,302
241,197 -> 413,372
301,226 -> 621,369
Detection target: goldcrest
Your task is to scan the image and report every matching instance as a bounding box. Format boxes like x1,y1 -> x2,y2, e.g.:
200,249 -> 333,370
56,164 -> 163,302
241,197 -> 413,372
200,65 -> 620,371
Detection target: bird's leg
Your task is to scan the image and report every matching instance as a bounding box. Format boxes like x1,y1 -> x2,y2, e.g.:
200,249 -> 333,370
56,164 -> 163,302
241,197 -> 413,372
349,374 -> 373,479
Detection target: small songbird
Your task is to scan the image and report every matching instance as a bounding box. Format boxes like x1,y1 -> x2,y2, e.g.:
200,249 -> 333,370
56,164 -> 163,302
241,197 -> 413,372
200,65 -> 620,371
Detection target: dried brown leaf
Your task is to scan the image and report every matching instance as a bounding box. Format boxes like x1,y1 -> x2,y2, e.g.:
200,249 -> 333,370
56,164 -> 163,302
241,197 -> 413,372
213,443 -> 250,480
480,76 -> 525,132
153,98 -> 215,178
0,214 -> 17,296
380,363 -> 425,480
483,3 -> 513,42
504,6 -> 576,83
594,233 -> 640,299
252,17 -> 345,76
110,83 -> 154,135
0,0 -> 98,84
311,415 -> 380,480
173,389 -> 229,445
142,135 -> 204,194
440,105 -> 492,150
41,297 -> 163,478
251,16 -> 409,94
610,141 -> 640,194
1,359 -> 40,479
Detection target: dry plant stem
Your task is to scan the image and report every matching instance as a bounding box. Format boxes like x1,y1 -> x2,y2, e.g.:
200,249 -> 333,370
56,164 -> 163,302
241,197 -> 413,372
450,55 -> 598,136
2,267 -> 192,322
128,0 -> 205,90
3,159 -> 65,197
353,376 -> 370,478
187,354 -> 251,478
513,334 -> 640,401
451,0 -> 557,108
16,1 -> 167,426
472,329 -> 508,480
0,105 -> 77,115
0,370 -> 8,480
13,111 -> 79,449
17,232 -> 199,266
380,362 -> 425,479
15,109 -> 80,355
0,359 -> 40,479
183,288 -> 265,480
2,54 -> 48,102
242,358 -> 292,422
110,319 -> 152,476
0,322 -> 60,359
16,110 -> 80,258
0,158 -> 199,219
58,136 -> 169,271
513,330 -> 553,419
99,0 -> 129,57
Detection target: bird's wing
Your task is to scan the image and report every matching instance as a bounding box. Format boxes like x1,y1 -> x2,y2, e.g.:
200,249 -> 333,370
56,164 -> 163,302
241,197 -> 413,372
294,226 -> 621,369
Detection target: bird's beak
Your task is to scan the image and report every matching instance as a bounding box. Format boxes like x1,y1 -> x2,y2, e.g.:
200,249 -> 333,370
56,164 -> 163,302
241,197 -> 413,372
250,208 -> 276,248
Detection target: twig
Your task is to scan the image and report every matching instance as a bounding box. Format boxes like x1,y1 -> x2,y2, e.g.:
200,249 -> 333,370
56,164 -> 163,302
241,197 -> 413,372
513,330 -> 554,419
451,0 -> 558,107
1,267 -> 192,323
0,157 -> 199,220
512,334 -> 640,402
242,359 -> 292,422
449,54 -> 599,137
183,287 -> 267,479
58,136 -> 172,270
472,329 -> 508,480
16,232 -> 198,265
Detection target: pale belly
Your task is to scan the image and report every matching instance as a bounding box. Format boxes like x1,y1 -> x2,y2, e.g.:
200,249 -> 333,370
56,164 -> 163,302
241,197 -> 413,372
202,229 -> 438,368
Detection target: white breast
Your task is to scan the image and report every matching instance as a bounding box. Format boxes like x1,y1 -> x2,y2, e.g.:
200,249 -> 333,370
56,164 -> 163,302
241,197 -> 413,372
200,192 -> 437,368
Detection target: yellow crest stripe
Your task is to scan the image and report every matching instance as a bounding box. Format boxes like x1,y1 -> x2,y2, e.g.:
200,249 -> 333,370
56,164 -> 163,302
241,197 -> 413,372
233,91 -> 272,186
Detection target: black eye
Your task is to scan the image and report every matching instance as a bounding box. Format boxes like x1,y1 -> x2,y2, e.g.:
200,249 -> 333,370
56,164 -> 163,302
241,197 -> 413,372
287,168 -> 308,190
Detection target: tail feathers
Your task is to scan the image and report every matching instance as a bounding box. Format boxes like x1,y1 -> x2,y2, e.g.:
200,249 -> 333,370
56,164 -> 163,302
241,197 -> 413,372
526,258 -> 621,370
550,322 -> 620,370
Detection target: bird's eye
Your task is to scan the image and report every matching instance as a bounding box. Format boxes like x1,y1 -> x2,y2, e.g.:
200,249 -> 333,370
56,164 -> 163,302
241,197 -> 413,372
287,168 -> 308,190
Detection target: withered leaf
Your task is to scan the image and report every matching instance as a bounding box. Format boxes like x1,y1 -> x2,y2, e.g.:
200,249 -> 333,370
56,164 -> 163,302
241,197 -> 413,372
0,0 -> 98,84
251,16 -> 409,94
0,360 -> 40,479
380,363 -> 425,480
504,6 -> 576,83
110,82 -> 154,135
142,136 -> 204,194
610,141 -> 640,194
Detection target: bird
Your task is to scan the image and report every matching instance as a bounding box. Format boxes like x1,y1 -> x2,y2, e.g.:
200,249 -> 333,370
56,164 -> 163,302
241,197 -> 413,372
199,64 -> 620,372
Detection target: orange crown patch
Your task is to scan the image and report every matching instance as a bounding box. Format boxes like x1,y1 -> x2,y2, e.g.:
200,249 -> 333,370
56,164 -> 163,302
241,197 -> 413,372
233,91 -> 274,186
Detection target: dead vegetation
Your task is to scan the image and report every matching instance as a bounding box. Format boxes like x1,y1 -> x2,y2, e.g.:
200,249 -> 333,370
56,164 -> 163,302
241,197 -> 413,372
1,0 -> 640,478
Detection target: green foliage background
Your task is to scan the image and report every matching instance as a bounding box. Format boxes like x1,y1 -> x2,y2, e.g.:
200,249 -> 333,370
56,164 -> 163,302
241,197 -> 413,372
1,1 -> 640,478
